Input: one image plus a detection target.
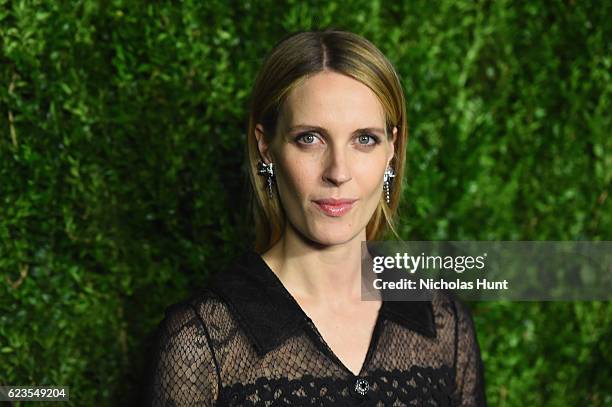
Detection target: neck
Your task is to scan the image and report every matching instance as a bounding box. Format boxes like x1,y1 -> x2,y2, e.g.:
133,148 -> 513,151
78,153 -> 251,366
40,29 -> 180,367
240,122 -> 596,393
262,224 -> 375,307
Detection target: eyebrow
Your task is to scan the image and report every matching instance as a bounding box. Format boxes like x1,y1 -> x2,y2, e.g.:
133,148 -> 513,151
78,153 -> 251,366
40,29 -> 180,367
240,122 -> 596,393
287,124 -> 386,136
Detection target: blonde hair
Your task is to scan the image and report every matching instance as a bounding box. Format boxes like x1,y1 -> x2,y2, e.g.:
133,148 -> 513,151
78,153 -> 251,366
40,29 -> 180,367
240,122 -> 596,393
246,29 -> 408,253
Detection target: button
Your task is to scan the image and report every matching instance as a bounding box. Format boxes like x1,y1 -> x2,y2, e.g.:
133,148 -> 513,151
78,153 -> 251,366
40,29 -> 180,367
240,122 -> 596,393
354,378 -> 369,396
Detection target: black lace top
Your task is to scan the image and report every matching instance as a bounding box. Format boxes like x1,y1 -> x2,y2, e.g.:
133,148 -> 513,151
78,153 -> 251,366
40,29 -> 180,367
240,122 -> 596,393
145,251 -> 487,406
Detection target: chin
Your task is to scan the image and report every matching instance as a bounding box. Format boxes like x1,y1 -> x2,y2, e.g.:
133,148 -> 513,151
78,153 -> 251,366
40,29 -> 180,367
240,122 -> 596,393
306,226 -> 362,247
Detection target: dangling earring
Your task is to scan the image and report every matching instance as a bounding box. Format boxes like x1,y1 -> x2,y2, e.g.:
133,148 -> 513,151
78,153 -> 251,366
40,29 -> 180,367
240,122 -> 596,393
257,161 -> 275,198
383,166 -> 395,205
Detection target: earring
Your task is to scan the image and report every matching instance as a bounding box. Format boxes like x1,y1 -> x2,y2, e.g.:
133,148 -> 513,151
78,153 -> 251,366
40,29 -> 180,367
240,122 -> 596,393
257,160 -> 275,198
383,166 -> 395,205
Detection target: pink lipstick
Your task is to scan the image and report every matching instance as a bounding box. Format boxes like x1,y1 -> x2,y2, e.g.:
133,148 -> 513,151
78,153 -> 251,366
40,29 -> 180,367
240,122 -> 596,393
313,198 -> 357,217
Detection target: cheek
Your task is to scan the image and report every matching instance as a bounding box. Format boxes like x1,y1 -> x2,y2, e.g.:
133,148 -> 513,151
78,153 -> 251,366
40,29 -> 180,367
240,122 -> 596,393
276,155 -> 316,199
352,157 -> 385,195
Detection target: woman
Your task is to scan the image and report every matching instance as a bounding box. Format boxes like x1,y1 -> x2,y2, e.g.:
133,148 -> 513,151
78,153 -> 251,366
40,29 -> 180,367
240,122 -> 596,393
146,29 -> 487,406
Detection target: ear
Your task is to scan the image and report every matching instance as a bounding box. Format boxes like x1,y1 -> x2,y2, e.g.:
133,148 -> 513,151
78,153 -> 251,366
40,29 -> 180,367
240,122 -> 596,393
255,124 -> 274,164
387,126 -> 398,166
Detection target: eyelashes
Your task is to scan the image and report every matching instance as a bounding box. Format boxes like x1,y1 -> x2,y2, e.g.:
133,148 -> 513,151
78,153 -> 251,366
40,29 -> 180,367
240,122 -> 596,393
295,132 -> 319,145
294,132 -> 381,147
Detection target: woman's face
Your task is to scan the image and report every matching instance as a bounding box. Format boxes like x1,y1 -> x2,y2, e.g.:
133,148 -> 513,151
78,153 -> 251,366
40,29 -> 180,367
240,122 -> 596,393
257,71 -> 396,247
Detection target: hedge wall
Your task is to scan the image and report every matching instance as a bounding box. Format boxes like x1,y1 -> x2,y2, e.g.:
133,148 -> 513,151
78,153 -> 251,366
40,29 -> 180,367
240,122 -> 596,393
1,1 -> 610,406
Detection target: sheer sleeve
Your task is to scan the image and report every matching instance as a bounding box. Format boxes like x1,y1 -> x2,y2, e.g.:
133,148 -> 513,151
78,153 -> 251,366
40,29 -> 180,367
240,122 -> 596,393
144,302 -> 220,406
453,300 -> 487,406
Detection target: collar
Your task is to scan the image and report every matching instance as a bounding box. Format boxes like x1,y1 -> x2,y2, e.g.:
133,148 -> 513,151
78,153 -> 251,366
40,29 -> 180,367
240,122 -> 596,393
208,251 -> 436,357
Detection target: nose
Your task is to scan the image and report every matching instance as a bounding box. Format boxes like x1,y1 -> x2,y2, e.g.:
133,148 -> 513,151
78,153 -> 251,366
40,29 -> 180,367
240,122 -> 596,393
322,146 -> 352,186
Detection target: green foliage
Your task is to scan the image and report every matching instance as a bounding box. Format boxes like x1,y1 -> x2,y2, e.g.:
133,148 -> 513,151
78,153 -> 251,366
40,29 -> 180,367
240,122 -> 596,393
0,1 -> 610,405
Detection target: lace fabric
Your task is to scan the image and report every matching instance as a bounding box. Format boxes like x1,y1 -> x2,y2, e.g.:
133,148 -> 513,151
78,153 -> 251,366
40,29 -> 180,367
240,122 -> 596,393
144,251 -> 487,406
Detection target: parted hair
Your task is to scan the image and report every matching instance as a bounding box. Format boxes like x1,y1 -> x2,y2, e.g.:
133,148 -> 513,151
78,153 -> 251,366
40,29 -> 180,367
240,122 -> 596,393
246,29 -> 409,253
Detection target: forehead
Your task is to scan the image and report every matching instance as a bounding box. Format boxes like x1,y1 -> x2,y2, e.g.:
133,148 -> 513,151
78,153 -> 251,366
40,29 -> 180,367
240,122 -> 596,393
280,71 -> 385,129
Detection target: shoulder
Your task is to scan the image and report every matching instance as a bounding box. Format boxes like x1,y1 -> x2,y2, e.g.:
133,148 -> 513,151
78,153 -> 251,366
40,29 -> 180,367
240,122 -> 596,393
147,291 -> 225,406
156,251 -> 259,343
429,290 -> 478,339
431,289 -> 474,319
158,289 -> 231,336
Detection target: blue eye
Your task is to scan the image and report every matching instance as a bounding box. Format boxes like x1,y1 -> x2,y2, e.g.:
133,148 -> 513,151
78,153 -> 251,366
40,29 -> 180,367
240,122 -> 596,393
302,134 -> 315,143
357,134 -> 380,146
295,132 -> 320,145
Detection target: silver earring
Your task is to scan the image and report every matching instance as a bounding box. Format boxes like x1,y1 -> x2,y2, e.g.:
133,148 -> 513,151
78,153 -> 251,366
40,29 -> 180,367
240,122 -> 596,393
383,166 -> 395,205
257,161 -> 275,198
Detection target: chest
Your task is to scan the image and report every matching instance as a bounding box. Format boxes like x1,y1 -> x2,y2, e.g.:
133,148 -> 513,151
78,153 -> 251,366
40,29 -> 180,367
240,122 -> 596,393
296,299 -> 382,376
222,319 -> 459,405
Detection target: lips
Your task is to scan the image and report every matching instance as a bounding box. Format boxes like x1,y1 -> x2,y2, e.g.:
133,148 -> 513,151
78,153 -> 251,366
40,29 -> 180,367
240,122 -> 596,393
313,198 -> 357,217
